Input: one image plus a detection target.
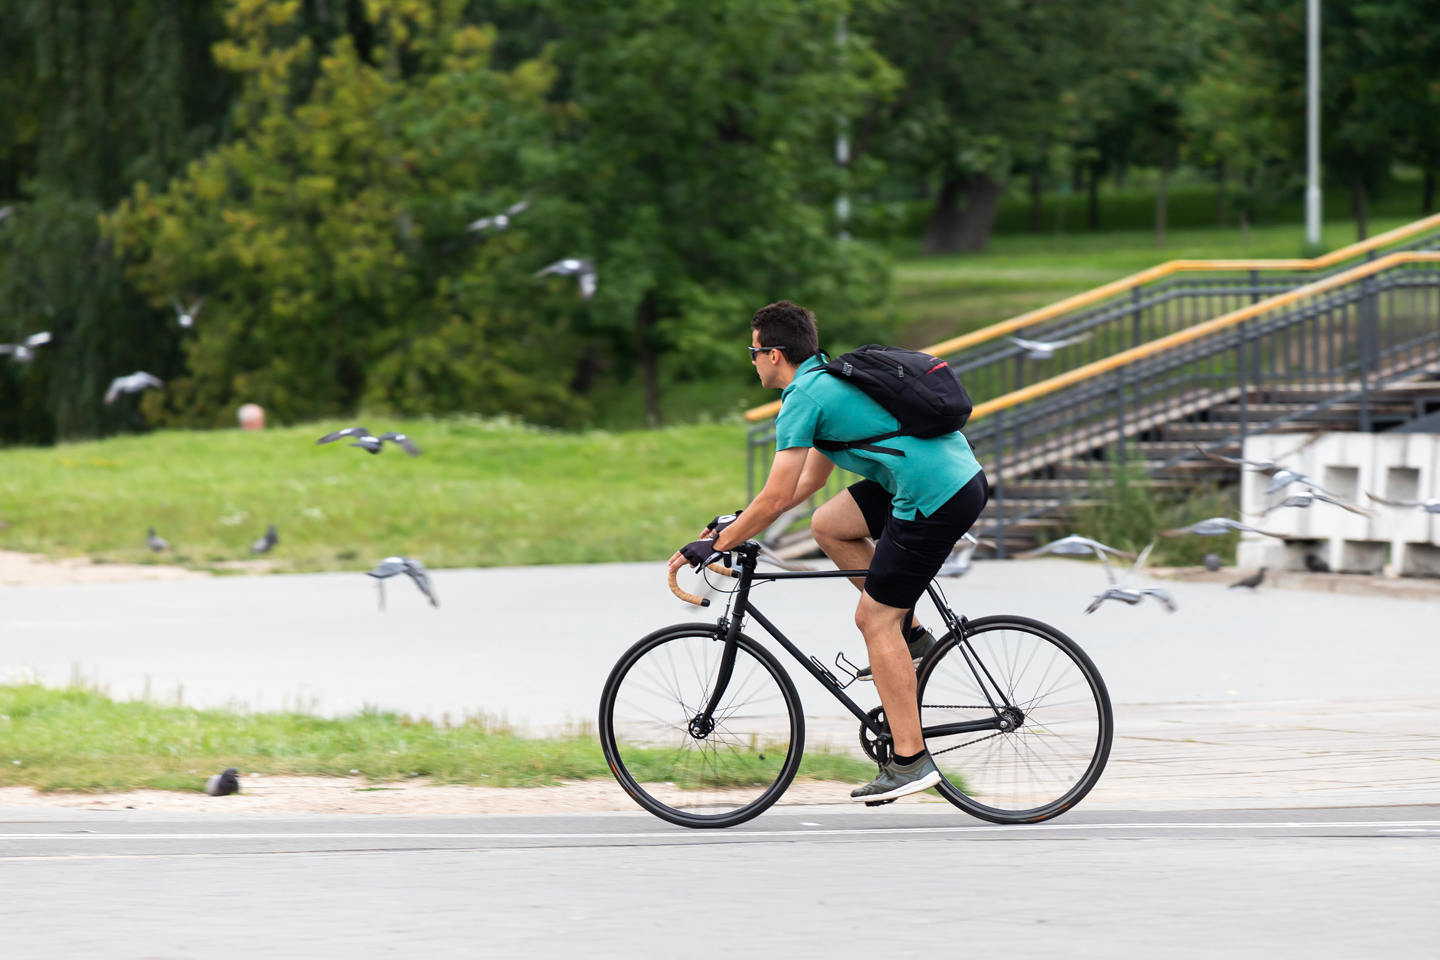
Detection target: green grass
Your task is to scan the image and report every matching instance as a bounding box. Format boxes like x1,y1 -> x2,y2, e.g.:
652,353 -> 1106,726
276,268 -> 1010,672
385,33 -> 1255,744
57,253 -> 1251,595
0,416 -> 755,571
892,216 -> 1416,348
0,683 -> 874,793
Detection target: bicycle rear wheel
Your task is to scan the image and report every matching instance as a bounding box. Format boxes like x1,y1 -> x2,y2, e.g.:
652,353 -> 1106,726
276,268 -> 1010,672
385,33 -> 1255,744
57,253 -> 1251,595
599,623 -> 804,829
918,615 -> 1112,824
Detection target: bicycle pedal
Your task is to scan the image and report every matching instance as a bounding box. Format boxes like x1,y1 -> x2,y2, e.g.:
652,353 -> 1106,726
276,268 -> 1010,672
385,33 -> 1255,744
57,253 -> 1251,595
863,797 -> 897,807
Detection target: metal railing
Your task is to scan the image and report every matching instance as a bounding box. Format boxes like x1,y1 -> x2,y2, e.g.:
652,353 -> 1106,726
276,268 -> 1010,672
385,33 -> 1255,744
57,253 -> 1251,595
743,226 -> 1440,552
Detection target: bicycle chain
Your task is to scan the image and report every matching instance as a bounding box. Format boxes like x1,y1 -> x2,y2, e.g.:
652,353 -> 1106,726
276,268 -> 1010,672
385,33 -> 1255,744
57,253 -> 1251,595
921,704 -> 1011,757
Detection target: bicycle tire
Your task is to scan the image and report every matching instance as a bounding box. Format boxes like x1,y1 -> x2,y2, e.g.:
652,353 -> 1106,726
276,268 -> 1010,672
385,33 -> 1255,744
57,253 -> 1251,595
599,622 -> 805,829
917,614 -> 1112,824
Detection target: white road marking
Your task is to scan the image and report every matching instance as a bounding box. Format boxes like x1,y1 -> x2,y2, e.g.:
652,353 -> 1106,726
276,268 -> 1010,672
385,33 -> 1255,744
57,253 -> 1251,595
1,820 -> 1437,842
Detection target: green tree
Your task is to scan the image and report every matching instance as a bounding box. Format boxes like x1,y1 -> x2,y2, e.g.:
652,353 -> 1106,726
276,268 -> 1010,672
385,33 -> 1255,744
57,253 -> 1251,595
106,0 -> 581,427
857,0 -> 1111,252
540,0 -> 900,425
0,0 -> 233,442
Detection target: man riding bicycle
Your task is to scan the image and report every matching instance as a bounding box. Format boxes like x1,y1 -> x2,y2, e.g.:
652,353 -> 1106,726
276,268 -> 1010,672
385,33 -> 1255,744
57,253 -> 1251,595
667,300 -> 988,802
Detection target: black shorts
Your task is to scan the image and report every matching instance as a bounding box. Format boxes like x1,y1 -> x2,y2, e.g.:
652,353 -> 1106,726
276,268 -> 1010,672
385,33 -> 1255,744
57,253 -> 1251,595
847,472 -> 989,610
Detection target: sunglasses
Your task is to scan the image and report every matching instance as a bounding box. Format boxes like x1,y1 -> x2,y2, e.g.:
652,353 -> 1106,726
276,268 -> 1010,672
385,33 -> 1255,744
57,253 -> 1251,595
748,345 -> 782,360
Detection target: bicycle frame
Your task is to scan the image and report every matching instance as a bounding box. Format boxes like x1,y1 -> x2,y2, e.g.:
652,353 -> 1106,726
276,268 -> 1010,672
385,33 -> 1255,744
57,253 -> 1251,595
697,542 -> 1016,748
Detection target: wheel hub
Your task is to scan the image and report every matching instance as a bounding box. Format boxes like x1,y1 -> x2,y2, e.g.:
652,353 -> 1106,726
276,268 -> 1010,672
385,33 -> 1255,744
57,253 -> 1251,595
996,706 -> 1024,732
687,715 -> 715,739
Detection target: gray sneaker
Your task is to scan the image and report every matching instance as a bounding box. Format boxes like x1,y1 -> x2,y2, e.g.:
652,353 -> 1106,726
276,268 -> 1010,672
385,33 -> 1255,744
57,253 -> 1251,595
850,754 -> 942,802
855,627 -> 939,680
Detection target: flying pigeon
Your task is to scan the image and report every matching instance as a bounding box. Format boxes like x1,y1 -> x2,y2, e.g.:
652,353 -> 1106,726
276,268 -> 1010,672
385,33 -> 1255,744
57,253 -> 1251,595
1202,553 -> 1222,572
172,297 -> 203,329
1014,534 -> 1137,561
1159,517 -> 1284,538
1229,568 -> 1265,589
250,523 -> 278,554
534,258 -> 597,300
1085,541 -> 1177,614
205,768 -> 240,796
104,371 -> 163,404
1007,332 -> 1091,360
0,331 -> 52,363
317,426 -> 370,445
466,200 -> 530,233
937,533 -> 981,578
367,556 -> 439,610
146,527 -> 169,552
1255,489 -> 1370,517
346,431 -> 421,456
1192,446 -> 1335,497
1366,491 -> 1440,514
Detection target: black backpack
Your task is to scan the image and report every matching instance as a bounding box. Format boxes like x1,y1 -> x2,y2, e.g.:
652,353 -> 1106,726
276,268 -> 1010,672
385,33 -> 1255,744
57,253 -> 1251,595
810,344 -> 972,457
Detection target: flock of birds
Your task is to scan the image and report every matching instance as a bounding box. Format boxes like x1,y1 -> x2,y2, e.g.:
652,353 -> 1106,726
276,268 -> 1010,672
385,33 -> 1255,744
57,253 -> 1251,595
0,200 -> 596,409
140,424 -> 440,626
912,440 -> 1440,614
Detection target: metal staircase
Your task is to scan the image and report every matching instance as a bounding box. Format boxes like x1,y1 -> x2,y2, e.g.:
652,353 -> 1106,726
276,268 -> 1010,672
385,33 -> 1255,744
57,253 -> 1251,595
744,215 -> 1440,558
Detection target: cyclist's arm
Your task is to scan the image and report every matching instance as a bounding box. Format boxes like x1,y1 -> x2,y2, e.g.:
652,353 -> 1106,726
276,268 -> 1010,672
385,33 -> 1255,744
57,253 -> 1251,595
711,447 -> 809,552
787,448 -> 834,509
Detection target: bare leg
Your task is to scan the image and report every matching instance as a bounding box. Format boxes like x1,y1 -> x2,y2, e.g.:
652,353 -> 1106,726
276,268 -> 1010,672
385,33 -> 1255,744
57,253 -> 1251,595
811,490 -> 874,592
813,491 -> 923,634
855,592 -> 923,756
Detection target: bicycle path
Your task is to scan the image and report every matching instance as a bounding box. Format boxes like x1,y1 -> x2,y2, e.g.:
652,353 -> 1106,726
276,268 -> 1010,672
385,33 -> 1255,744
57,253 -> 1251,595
2,558 -> 1436,810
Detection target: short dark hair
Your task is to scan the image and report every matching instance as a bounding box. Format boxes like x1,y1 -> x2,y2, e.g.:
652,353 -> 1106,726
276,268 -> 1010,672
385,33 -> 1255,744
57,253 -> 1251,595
750,300 -> 819,364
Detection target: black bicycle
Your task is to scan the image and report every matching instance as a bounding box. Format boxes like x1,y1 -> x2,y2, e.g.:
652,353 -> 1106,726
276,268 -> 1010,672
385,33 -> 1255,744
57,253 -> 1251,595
599,541 -> 1113,829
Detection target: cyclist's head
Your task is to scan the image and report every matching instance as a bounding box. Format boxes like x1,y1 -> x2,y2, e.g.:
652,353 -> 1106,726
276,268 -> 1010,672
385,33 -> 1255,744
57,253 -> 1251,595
750,301 -> 818,366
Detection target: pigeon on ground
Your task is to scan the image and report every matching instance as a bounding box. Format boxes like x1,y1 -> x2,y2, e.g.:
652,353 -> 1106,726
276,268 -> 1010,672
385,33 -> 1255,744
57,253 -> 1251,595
146,527 -> 169,552
1229,568 -> 1265,589
937,532 -> 982,578
250,523 -> 278,554
1304,553 -> 1331,573
104,371 -> 163,404
0,205 -> 11,225
534,258 -> 597,300
1085,541 -> 1178,614
1160,517 -> 1284,538
346,431 -> 421,456
205,768 -> 240,796
466,200 -> 529,233
1202,553 -> 1222,572
172,297 -> 203,329
317,426 -> 370,445
1366,491 -> 1440,514
1007,333 -> 1091,360
1255,489 -> 1370,517
367,556 -> 439,610
1014,534 -> 1137,561
0,331 -> 52,363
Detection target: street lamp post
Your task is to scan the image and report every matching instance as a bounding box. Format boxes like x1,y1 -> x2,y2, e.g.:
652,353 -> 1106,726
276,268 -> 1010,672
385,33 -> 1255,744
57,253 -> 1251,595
1305,0 -> 1321,249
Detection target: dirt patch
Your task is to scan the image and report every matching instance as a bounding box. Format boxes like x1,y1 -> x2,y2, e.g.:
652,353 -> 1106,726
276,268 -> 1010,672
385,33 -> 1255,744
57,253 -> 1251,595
0,550 -> 210,586
0,775 -> 885,816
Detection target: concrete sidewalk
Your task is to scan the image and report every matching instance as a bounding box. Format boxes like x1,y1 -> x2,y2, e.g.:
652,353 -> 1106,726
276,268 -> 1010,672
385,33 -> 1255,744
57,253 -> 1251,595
2,558 -> 1436,810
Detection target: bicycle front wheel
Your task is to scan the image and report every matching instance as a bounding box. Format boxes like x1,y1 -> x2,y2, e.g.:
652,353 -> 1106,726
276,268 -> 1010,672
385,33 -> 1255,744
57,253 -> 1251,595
599,623 -> 805,829
918,615 -> 1112,824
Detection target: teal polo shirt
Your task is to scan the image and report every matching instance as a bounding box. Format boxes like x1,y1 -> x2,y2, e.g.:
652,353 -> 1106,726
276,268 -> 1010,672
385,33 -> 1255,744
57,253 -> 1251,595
773,354 -> 982,520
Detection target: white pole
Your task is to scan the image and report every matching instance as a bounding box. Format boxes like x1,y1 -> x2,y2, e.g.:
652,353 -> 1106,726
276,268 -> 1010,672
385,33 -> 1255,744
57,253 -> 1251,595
1305,0 -> 1321,248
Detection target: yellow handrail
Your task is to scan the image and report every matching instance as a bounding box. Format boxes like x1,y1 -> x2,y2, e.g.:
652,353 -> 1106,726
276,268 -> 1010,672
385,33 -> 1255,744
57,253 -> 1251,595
743,212 -> 1440,422
968,251 -> 1440,422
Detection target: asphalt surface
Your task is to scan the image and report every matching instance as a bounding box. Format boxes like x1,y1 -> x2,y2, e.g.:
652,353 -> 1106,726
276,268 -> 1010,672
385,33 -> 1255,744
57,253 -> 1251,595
3,806 -> 1437,957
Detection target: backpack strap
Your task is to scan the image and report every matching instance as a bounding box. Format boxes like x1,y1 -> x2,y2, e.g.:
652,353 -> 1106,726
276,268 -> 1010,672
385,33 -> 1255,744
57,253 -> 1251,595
813,430 -> 907,457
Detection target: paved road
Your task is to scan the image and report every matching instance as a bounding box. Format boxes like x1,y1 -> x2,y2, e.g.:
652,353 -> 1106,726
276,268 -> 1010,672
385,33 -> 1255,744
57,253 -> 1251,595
3,558 -> 1437,726
3,806 -> 1437,958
